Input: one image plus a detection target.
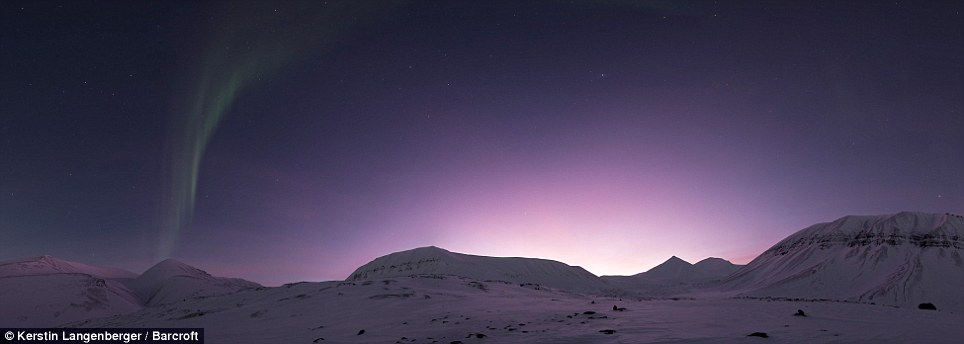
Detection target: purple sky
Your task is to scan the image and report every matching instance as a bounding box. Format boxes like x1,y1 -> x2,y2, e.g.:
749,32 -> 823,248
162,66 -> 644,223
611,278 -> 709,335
2,1 -> 962,285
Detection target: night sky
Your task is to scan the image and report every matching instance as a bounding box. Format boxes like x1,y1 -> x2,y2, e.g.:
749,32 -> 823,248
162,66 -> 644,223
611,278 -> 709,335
2,1 -> 962,285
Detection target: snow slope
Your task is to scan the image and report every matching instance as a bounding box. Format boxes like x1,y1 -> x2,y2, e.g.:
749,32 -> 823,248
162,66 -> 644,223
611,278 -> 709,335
0,255 -> 137,279
0,256 -> 260,326
347,246 -> 611,293
721,212 -> 964,310
8,210 -> 964,342
0,256 -> 141,326
72,275 -> 964,344
125,259 -> 261,307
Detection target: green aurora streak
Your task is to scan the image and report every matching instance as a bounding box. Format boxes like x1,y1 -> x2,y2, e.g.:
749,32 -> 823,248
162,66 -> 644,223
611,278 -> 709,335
157,0 -> 677,261
158,2 -> 396,260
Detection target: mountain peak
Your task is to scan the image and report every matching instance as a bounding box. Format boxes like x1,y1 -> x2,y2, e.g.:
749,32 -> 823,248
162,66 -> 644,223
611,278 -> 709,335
0,255 -> 136,279
692,257 -> 740,278
347,246 -> 609,292
25,254 -> 65,265
409,246 -> 452,254
770,211 -> 963,254
722,211 -> 964,310
130,259 -> 259,306
634,255 -> 740,282
633,256 -> 693,280
694,257 -> 730,265
139,258 -> 211,281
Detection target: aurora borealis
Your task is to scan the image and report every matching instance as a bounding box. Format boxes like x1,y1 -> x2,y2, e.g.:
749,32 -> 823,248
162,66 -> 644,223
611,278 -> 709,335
158,1 -> 393,262
2,1 -> 963,285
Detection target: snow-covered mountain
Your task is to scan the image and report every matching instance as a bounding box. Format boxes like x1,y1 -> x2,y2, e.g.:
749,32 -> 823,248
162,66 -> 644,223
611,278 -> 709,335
73,273 -> 964,344
692,257 -> 742,278
8,210 -> 964,341
0,256 -> 260,326
636,256 -> 694,280
720,211 -> 964,310
629,256 -> 741,282
0,256 -> 141,326
125,259 -> 261,306
0,255 -> 138,279
347,246 -> 611,292
601,256 -> 741,297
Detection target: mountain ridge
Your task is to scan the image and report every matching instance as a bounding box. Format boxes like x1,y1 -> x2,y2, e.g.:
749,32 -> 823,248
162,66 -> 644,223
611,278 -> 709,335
630,255 -> 742,282
720,211 -> 964,310
0,255 -> 260,326
5,210 -> 961,327
0,255 -> 138,279
127,258 -> 261,306
347,246 -> 611,292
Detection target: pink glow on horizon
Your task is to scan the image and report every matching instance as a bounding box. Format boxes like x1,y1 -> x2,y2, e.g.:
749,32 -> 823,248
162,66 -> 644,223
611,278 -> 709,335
180,104 -> 848,285
344,148 -> 781,279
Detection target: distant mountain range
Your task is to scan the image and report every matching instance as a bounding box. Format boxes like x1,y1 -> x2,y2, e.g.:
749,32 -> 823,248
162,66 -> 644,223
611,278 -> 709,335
347,245 -> 743,296
632,255 -> 742,282
3,211 -> 962,328
349,211 -> 964,309
603,255 -> 744,296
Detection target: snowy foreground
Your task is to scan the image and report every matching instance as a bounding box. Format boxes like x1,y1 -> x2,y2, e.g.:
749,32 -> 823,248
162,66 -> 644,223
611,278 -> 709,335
4,212 -> 964,343
72,275 -> 962,344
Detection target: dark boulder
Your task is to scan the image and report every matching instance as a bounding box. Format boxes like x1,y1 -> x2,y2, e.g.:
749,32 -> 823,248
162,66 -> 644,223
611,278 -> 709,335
918,303 -> 937,310
747,332 -> 768,338
794,309 -> 806,317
